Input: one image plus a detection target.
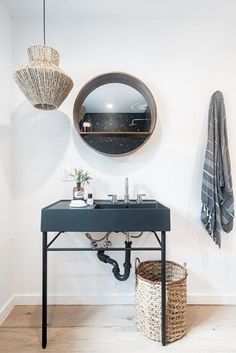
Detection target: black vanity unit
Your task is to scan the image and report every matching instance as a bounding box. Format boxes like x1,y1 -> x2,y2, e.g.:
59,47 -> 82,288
40,199 -> 171,348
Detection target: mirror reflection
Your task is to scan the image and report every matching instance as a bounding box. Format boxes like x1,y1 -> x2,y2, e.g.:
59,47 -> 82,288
79,83 -> 151,134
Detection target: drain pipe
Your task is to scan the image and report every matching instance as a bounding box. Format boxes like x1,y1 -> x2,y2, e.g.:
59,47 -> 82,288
97,241 -> 132,281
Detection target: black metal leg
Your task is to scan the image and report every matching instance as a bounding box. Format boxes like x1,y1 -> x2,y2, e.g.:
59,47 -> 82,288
40,228 -> 168,348
161,231 -> 166,346
42,232 -> 47,349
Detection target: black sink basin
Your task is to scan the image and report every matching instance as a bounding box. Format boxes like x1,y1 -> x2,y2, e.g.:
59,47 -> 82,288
41,199 -> 170,232
94,201 -> 157,209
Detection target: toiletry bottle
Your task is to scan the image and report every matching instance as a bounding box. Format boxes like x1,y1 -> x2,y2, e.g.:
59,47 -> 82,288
83,121 -> 92,132
87,193 -> 94,206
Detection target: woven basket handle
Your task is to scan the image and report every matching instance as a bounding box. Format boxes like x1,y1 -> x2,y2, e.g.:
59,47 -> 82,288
135,257 -> 141,272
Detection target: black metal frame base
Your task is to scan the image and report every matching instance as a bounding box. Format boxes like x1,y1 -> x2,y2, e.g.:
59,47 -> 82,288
41,231 -> 166,348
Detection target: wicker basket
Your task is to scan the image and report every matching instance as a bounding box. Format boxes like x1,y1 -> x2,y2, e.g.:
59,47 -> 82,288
135,259 -> 187,343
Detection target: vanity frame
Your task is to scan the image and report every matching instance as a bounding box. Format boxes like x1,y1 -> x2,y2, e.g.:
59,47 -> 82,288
41,200 -> 169,348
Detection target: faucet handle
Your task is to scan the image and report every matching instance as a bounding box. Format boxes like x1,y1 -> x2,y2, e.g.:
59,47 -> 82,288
108,194 -> 118,204
137,194 -> 146,203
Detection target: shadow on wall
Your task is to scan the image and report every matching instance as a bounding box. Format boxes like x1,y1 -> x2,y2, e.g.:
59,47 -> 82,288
167,208 -> 225,299
0,125 -> 12,193
12,102 -> 71,196
71,113 -> 161,175
129,203 -> 222,303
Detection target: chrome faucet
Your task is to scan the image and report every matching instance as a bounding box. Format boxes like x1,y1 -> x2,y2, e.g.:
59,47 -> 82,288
124,177 -> 129,204
108,194 -> 117,204
137,193 -> 146,203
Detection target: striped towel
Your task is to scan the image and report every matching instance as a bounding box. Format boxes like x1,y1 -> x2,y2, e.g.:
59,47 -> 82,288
201,91 -> 234,247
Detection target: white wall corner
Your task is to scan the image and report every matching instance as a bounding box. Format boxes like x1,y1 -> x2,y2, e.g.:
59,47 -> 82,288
0,0 -> 14,323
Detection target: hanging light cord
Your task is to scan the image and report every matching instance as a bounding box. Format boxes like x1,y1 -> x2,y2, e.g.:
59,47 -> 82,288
43,0 -> 46,45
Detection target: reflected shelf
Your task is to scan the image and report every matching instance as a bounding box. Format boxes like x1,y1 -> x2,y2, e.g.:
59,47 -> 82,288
79,131 -> 151,136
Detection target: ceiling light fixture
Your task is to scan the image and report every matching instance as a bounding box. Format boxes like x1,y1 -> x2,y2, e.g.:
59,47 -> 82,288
13,0 -> 74,110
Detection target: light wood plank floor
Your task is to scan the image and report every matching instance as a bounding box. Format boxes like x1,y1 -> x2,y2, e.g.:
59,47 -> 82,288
0,305 -> 236,353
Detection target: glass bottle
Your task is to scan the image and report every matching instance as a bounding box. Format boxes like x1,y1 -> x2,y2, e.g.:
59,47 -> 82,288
73,182 -> 84,200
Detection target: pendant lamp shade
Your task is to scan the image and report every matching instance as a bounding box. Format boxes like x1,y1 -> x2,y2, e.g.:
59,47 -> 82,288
13,45 -> 74,110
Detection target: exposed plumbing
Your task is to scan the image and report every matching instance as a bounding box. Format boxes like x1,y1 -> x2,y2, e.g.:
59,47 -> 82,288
130,231 -> 143,238
85,232 -> 112,248
85,231 -> 142,248
85,231 -> 144,281
97,241 -> 132,281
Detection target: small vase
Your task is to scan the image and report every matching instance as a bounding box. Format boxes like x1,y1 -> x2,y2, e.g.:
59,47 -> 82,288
73,182 -> 84,200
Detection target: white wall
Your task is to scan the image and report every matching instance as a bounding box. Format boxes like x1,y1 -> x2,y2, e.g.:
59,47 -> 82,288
0,2 -> 13,320
11,12 -> 236,304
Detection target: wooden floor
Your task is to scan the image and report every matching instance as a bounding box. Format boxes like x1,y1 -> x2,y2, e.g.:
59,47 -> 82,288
0,305 -> 236,353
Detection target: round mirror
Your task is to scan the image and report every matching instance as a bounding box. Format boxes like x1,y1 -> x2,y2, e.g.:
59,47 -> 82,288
73,72 -> 157,156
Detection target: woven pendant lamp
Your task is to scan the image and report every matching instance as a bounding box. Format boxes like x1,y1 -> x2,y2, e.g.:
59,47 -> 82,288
13,0 -> 73,110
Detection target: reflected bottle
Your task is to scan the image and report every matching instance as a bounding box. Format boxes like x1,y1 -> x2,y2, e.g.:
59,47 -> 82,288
83,121 -> 92,132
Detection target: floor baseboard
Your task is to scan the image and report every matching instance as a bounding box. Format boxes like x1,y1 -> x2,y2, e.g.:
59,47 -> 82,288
0,296 -> 15,325
13,293 -> 236,305
187,294 -> 236,305
14,293 -> 135,305
1,292 -> 236,324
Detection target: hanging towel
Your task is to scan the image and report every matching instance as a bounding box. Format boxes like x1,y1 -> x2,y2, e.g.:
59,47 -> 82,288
201,91 -> 234,247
